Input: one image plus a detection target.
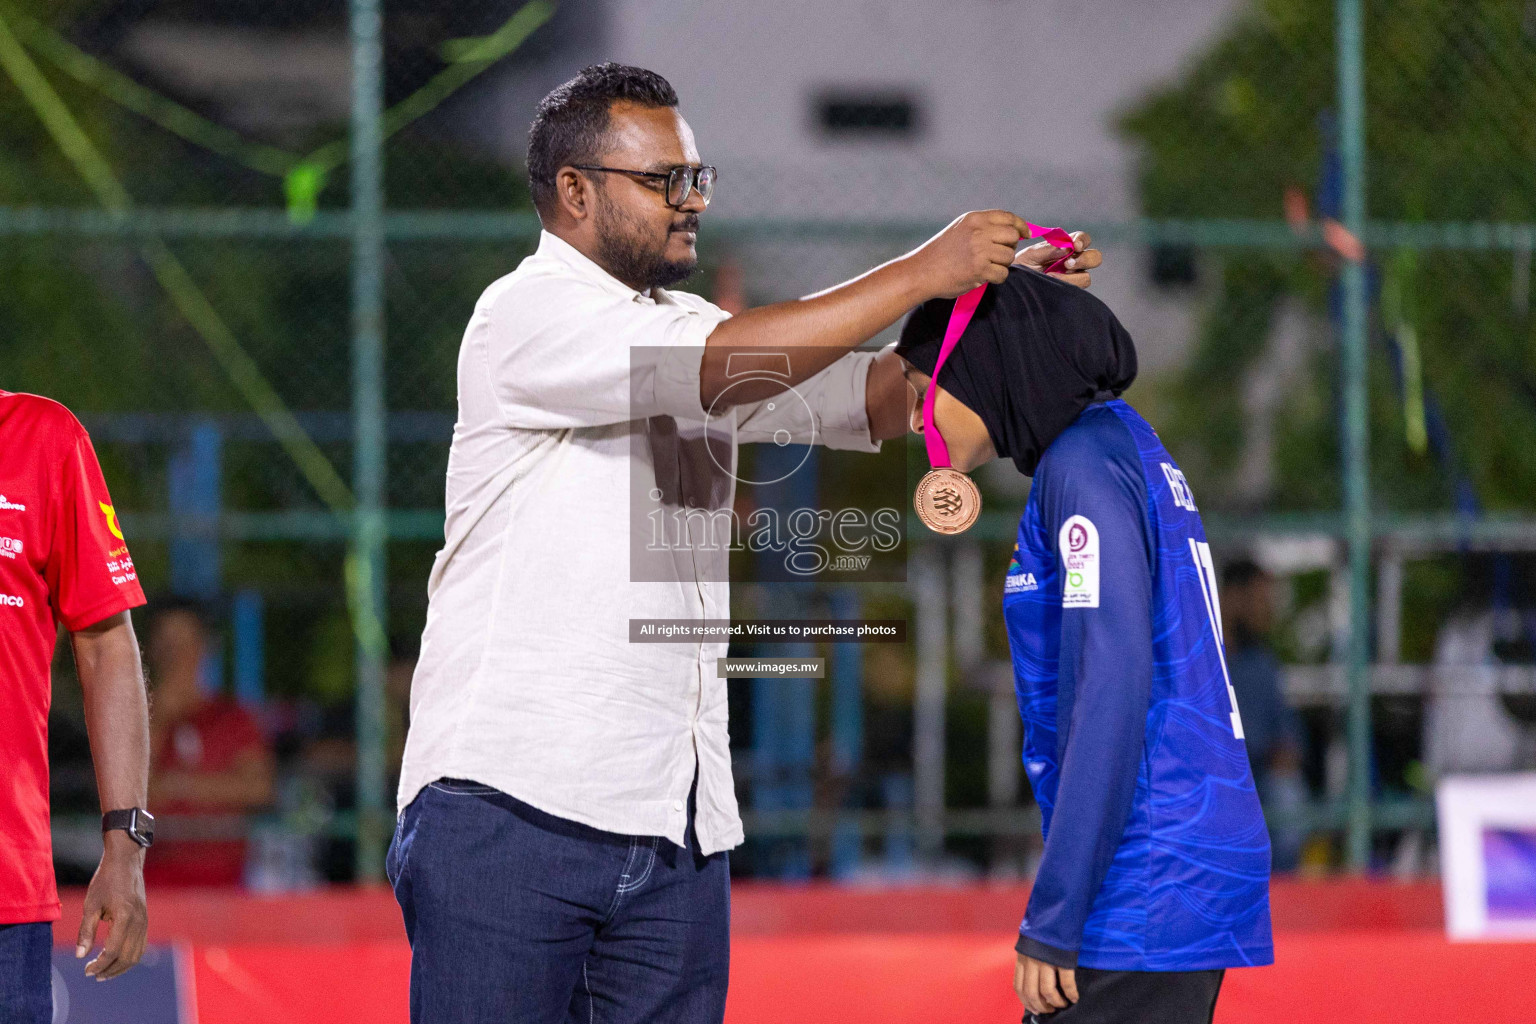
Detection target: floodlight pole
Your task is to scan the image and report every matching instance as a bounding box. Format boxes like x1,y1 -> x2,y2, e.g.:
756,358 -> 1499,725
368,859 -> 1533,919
1336,0 -> 1373,871
350,0 -> 389,883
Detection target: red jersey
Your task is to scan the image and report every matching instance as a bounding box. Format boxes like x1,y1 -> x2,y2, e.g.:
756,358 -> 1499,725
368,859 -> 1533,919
144,699 -> 267,887
0,391 -> 146,924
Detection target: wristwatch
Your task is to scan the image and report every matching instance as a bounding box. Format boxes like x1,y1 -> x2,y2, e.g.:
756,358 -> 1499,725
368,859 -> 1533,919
102,808 -> 155,849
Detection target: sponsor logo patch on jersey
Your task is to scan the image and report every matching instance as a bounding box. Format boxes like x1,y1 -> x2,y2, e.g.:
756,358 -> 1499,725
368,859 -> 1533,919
1059,514 -> 1100,608
1005,543 -> 1038,593
100,502 -> 125,541
0,593 -> 24,608
0,495 -> 26,512
1004,571 -> 1039,594
0,536 -> 22,560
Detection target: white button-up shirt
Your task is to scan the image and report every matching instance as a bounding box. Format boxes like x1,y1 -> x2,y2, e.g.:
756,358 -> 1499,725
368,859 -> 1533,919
398,230 -> 880,854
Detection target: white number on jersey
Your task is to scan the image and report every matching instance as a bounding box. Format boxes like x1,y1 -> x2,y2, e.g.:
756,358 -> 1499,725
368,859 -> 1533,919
1189,539 -> 1245,739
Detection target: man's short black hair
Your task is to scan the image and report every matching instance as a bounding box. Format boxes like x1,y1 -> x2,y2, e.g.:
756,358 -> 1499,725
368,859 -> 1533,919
1221,558 -> 1269,590
526,62 -> 679,218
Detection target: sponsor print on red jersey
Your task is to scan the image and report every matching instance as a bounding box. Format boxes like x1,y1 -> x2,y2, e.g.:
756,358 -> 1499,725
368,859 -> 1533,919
0,390 -> 147,924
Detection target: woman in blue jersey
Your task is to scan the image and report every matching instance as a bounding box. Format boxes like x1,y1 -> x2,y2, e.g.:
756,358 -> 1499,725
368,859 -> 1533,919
895,267 -> 1273,1024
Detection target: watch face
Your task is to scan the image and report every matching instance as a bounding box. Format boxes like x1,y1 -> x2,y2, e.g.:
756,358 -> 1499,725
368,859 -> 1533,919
105,809 -> 155,846
128,809 -> 154,846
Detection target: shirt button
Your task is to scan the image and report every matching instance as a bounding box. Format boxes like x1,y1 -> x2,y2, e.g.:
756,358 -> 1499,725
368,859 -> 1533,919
672,800 -> 685,812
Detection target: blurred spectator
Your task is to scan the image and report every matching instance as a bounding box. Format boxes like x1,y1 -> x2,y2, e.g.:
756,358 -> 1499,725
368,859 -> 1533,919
1424,606 -> 1532,779
143,599 -> 275,887
1222,560 -> 1307,870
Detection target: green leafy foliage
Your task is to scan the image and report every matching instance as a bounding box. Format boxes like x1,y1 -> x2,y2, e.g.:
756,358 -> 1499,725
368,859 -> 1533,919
1120,0 -> 1536,512
0,2 -> 541,684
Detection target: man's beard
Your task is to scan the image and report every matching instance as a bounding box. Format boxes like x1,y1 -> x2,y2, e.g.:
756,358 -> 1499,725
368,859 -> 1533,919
594,201 -> 698,291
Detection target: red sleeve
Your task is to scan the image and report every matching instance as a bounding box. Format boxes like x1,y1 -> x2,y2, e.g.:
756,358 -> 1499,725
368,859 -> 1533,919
45,424 -> 147,631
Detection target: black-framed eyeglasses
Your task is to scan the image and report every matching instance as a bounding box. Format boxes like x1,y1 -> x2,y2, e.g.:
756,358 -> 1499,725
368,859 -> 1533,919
570,164 -> 717,208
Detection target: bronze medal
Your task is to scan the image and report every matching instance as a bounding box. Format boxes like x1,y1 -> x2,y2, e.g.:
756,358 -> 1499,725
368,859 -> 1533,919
913,467 -> 981,535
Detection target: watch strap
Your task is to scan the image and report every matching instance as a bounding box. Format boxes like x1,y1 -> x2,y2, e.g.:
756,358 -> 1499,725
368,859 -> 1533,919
102,808 -> 154,847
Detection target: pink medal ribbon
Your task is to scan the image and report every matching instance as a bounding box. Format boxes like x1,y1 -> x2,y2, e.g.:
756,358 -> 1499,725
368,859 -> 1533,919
912,223 -> 1075,534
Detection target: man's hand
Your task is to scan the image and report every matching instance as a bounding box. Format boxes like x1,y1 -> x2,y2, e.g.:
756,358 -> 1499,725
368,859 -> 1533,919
699,210 -> 1078,407
76,831 -> 148,980
1015,953 -> 1079,1017
906,210 -> 1035,299
1014,230 -> 1102,288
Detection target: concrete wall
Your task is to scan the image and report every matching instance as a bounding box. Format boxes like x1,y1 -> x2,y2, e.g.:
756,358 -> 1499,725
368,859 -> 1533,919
463,0 -> 1252,373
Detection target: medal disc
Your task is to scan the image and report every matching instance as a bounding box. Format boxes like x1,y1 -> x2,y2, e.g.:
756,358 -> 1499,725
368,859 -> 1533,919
914,467 -> 981,535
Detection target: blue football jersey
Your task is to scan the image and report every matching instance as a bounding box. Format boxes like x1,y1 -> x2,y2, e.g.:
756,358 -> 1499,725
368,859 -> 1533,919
1004,399 -> 1274,972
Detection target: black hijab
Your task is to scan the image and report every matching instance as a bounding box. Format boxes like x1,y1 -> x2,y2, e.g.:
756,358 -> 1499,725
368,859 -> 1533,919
895,265 -> 1138,476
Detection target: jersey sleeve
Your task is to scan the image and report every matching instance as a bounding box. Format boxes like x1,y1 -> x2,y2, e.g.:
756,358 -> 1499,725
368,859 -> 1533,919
1017,432 -> 1154,968
45,424 -> 146,631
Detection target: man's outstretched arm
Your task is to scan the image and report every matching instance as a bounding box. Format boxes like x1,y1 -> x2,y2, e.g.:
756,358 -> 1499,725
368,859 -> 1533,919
703,210 -> 1032,407
71,610 -> 150,980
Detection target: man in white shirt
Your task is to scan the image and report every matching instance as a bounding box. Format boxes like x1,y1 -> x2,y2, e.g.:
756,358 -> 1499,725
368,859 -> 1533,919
387,62 -> 1100,1024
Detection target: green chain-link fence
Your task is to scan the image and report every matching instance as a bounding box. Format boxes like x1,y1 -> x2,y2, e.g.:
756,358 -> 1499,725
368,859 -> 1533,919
7,0 -> 1536,881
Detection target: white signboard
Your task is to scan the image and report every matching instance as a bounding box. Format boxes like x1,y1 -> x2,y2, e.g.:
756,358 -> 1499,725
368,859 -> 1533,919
1437,773 -> 1536,940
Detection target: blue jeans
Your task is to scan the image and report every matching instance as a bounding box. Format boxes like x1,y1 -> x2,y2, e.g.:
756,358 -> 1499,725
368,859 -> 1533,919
387,778 -> 729,1024
0,922 -> 52,1024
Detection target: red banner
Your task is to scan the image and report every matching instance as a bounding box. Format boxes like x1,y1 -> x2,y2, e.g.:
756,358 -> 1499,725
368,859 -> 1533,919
48,882 -> 1535,1023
